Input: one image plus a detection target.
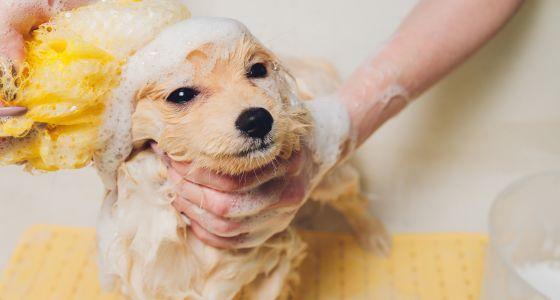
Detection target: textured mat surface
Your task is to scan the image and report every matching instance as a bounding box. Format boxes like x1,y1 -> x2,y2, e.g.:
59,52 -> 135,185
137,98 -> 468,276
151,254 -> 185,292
0,225 -> 487,300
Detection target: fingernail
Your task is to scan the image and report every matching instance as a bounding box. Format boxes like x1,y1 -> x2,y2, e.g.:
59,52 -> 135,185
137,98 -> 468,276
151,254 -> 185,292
0,106 -> 27,117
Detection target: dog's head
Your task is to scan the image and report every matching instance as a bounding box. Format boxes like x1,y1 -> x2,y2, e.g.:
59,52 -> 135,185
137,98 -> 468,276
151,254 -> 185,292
123,18 -> 310,175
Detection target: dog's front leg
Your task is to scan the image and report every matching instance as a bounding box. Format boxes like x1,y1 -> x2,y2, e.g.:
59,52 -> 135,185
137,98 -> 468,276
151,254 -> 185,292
311,163 -> 391,255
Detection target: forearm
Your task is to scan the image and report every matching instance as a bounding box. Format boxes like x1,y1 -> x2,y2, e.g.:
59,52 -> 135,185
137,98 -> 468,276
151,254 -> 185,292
340,0 -> 524,147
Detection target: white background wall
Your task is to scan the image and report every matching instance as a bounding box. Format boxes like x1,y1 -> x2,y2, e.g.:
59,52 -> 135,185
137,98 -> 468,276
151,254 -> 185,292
1,0 -> 558,269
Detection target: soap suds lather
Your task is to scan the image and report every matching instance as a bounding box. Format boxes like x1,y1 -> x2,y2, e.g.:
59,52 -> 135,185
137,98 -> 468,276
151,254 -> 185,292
305,95 -> 351,178
516,261 -> 560,299
97,18 -> 253,188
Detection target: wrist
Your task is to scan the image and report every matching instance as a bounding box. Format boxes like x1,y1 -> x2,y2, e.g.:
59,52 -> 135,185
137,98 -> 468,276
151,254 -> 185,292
339,42 -> 412,147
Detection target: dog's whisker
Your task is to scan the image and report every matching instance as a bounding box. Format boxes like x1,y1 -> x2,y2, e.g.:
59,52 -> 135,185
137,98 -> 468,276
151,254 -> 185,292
186,167 -> 196,178
263,26 -> 298,45
194,171 -> 211,211
252,168 -> 263,187
241,172 -> 249,187
270,158 -> 280,175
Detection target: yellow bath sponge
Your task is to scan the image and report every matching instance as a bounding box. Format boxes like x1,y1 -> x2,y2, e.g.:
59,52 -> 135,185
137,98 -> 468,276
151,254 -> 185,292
0,0 -> 190,171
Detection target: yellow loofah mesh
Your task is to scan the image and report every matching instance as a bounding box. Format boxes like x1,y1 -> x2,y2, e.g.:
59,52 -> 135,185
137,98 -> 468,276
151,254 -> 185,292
0,0 -> 190,171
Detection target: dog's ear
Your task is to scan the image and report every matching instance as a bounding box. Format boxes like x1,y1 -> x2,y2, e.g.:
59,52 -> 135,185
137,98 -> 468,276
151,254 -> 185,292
274,62 -> 304,107
131,84 -> 166,149
276,57 -> 341,102
273,60 -> 313,159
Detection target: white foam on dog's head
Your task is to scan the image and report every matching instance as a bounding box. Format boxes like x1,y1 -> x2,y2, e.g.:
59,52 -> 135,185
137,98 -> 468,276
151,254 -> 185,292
96,18 -> 251,188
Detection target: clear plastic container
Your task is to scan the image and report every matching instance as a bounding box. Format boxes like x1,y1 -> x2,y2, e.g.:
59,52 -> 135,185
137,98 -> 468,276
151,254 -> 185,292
481,172 -> 560,300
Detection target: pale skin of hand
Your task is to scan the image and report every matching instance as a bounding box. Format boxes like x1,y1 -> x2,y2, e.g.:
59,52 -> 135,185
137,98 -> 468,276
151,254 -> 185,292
0,0 -> 93,116
0,0 -> 524,248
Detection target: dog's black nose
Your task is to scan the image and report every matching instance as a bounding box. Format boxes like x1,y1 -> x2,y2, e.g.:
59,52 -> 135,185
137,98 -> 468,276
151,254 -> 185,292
235,107 -> 273,139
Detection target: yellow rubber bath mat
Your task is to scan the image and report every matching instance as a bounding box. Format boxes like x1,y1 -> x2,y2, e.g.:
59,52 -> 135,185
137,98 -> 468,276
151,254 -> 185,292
0,226 -> 487,300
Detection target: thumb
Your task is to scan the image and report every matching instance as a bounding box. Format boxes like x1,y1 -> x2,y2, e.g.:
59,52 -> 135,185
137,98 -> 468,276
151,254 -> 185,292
0,28 -> 25,64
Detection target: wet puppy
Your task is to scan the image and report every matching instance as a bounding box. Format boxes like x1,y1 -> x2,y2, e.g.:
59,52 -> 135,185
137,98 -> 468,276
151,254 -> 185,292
97,17 -> 389,300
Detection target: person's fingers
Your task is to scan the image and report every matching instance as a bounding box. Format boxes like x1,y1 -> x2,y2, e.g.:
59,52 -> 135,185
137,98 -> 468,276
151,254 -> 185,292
174,194 -> 298,238
171,160 -> 254,192
189,220 -> 280,250
0,27 -> 27,118
0,106 -> 27,117
173,197 -> 244,237
169,150 -> 305,193
170,159 -> 288,192
189,220 -> 245,249
170,169 -> 240,217
268,176 -> 307,210
170,160 -> 309,216
172,172 -> 289,218
0,28 -> 25,64
0,0 -> 93,64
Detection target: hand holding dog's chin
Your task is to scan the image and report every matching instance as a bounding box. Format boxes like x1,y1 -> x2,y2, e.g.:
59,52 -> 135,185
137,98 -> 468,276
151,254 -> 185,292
170,148 -> 316,249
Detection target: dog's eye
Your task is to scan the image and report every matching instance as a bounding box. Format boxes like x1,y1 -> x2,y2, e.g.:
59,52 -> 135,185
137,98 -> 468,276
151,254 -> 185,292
247,63 -> 268,79
166,87 -> 199,104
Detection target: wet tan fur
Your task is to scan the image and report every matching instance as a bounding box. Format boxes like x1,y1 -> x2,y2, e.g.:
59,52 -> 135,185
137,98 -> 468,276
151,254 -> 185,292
101,29 -> 389,300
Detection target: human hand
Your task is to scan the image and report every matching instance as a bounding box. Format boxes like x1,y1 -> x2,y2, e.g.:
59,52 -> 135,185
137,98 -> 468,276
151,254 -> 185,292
0,0 -> 94,62
0,0 -> 93,116
165,97 -> 351,249
167,147 -> 314,249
